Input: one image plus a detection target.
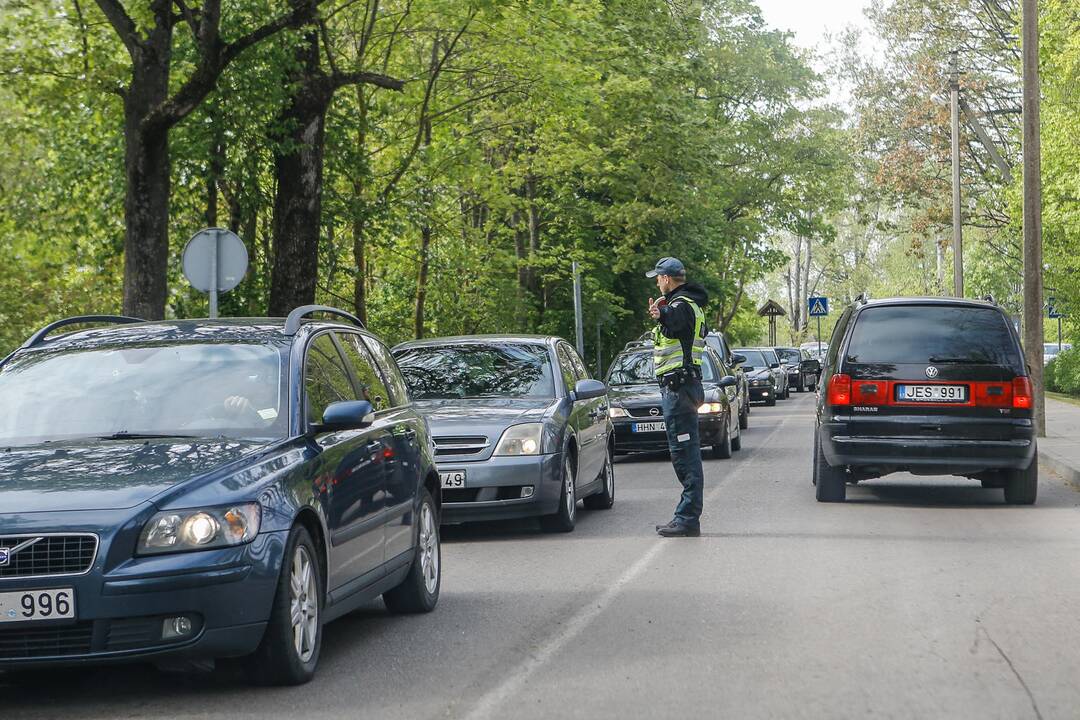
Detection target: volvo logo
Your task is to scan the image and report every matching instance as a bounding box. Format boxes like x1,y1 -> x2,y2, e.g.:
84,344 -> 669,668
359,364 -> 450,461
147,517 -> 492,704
0,537 -> 42,567
649,407 -> 661,417
925,366 -> 940,379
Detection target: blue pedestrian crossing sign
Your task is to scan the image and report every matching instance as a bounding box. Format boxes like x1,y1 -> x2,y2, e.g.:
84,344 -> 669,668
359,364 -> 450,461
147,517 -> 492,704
808,296 -> 829,317
1048,297 -> 1065,319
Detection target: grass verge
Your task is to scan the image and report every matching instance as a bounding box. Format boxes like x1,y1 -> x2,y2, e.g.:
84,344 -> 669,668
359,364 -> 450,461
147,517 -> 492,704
1047,391 -> 1080,409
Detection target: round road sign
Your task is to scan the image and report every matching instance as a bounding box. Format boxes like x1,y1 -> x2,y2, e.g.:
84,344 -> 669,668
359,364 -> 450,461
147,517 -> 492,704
182,227 -> 248,294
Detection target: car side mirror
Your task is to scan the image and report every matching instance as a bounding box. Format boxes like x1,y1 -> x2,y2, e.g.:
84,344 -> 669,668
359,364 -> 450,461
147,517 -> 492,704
572,378 -> 607,401
731,353 -> 746,365
769,362 -> 780,369
317,400 -> 374,433
718,375 -> 738,388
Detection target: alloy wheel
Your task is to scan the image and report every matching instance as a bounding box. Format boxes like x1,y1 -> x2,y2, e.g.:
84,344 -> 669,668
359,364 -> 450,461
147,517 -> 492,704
565,459 -> 576,520
289,545 -> 319,663
419,502 -> 440,595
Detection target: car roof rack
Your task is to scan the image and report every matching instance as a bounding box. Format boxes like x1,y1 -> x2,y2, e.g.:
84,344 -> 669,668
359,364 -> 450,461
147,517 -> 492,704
284,305 -> 365,335
855,291 -> 870,305
20,315 -> 146,350
982,294 -> 996,304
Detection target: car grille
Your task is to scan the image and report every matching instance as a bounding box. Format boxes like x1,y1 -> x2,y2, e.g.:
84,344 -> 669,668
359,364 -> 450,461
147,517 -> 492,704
627,407 -> 663,419
0,535 -> 98,579
433,436 -> 489,457
0,622 -> 94,659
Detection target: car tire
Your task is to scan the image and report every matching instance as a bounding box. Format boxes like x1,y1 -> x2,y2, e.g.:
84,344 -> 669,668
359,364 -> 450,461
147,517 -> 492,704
245,525 -> 323,686
384,489 -> 441,613
739,401 -> 749,429
584,445 -> 615,510
813,433 -> 846,502
1003,457 -> 1038,505
713,424 -> 732,459
807,381 -> 817,393
540,455 -> 577,532
730,417 -> 742,451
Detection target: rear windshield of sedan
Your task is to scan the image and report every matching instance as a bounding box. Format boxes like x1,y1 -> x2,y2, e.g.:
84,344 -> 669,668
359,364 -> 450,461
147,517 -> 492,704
775,348 -> 801,364
845,305 -> 1023,366
606,352 -> 718,385
0,342 -> 286,446
394,344 -> 556,399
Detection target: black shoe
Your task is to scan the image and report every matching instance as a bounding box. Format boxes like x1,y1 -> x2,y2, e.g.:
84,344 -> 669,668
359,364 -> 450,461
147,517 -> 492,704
655,519 -> 679,533
657,522 -> 700,537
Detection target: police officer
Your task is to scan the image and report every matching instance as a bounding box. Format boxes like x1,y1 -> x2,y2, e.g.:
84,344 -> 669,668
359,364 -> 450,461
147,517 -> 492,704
646,257 -> 709,537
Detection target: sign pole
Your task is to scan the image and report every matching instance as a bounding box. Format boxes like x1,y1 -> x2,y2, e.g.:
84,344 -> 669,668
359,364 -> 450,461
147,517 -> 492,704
572,261 -> 585,358
209,228 -> 220,319
817,317 -> 822,356
1059,317 -> 1063,353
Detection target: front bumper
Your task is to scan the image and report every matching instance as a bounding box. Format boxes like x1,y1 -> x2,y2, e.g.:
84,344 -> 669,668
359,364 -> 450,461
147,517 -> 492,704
748,386 -> 774,402
611,414 -> 724,454
818,416 -> 1037,476
437,453 -> 564,523
0,532 -> 285,668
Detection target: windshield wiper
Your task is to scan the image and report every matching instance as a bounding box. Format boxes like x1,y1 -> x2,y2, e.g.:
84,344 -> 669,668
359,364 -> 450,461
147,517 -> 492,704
927,356 -> 996,364
96,432 -> 200,440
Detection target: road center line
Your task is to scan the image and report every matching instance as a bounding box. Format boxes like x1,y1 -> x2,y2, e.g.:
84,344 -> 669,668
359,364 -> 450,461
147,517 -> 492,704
457,406 -> 799,720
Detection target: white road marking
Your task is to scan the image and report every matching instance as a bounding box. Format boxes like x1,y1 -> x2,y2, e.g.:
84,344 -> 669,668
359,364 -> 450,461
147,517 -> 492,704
458,409 -> 796,720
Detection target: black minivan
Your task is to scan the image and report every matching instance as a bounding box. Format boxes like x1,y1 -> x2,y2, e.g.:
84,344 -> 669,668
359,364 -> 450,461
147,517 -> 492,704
814,297 -> 1037,504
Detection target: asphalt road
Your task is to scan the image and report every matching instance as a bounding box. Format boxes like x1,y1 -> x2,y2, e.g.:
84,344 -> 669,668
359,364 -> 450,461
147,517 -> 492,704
6,392 -> 1080,719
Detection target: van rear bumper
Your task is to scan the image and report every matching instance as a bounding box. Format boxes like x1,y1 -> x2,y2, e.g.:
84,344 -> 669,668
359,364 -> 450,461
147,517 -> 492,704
819,418 -> 1036,475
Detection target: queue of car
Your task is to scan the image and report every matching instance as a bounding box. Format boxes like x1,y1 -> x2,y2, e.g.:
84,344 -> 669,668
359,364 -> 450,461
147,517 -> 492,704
3,296 -> 1036,684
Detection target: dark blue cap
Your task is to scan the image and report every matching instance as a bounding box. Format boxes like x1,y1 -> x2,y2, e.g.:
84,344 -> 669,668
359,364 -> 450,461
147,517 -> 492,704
645,257 -> 686,278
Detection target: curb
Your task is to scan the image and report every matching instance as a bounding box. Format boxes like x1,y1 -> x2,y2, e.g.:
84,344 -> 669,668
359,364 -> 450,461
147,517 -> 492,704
1040,447 -> 1080,488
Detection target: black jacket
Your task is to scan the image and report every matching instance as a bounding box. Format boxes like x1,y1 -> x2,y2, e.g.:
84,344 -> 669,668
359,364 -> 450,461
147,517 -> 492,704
657,283 -> 709,369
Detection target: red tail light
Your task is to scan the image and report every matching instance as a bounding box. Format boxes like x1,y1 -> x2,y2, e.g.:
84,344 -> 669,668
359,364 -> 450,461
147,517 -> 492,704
1012,377 -> 1033,409
852,380 -> 887,406
827,374 -> 852,406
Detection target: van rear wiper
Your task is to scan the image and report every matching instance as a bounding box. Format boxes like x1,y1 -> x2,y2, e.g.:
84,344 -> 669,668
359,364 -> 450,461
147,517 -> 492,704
97,432 -> 199,440
927,357 -> 995,364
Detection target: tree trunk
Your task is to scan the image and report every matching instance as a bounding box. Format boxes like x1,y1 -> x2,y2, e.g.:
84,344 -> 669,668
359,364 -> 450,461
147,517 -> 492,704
268,30 -> 330,317
352,214 -> 368,325
121,28 -> 173,320
413,117 -> 433,338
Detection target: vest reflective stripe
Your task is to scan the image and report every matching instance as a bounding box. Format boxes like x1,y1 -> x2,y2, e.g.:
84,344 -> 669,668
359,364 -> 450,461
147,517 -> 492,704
653,298 -> 706,376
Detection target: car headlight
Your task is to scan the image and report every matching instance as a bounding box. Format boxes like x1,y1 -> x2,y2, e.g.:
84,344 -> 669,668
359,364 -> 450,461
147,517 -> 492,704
698,402 -> 723,414
609,406 -> 629,418
138,503 -> 261,555
493,423 -> 544,456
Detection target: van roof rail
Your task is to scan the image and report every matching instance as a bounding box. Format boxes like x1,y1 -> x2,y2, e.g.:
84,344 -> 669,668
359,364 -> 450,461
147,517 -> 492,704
20,315 -> 146,350
982,294 -> 996,304
855,291 -> 870,305
284,305 -> 365,335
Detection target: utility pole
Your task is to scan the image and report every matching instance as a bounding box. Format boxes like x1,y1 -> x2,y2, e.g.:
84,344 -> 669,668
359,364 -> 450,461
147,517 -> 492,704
949,51 -> 964,298
572,261 -> 585,358
1022,0 -> 1045,437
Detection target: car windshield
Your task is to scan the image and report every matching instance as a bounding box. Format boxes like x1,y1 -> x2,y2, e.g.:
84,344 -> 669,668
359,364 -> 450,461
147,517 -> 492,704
775,349 -> 801,364
394,343 -> 556,399
845,305 -> 1023,366
0,342 -> 286,446
606,352 -> 718,385
735,349 -> 769,368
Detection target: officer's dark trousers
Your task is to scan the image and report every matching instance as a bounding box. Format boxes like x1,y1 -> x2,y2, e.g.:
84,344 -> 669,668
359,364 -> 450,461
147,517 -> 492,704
661,379 -> 705,528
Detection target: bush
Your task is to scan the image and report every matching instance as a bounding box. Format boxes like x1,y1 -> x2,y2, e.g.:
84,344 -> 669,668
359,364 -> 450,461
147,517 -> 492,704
1046,347 -> 1080,396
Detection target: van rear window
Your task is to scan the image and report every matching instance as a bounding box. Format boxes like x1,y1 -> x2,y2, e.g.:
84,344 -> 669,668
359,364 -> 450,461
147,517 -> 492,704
844,305 -> 1022,367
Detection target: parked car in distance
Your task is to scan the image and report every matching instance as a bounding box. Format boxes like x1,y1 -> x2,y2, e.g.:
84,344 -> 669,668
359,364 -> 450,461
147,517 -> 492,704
392,336 -> 614,533
606,344 -> 741,459
814,296 -> 1037,504
705,331 -> 750,429
774,347 -> 821,393
735,348 -> 788,405
0,307 -> 442,684
801,341 -> 829,362
1044,342 -> 1072,367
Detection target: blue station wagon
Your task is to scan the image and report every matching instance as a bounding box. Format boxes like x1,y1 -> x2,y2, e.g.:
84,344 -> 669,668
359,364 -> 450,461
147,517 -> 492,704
0,307 -> 441,684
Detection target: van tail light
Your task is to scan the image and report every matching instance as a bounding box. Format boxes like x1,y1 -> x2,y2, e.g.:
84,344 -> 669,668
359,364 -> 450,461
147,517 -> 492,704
852,380 -> 887,406
827,374 -> 852,406
973,382 -> 1012,407
1012,377 -> 1033,409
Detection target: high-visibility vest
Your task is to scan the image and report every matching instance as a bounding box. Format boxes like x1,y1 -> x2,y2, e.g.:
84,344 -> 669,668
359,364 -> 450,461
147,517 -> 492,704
653,297 -> 705,376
